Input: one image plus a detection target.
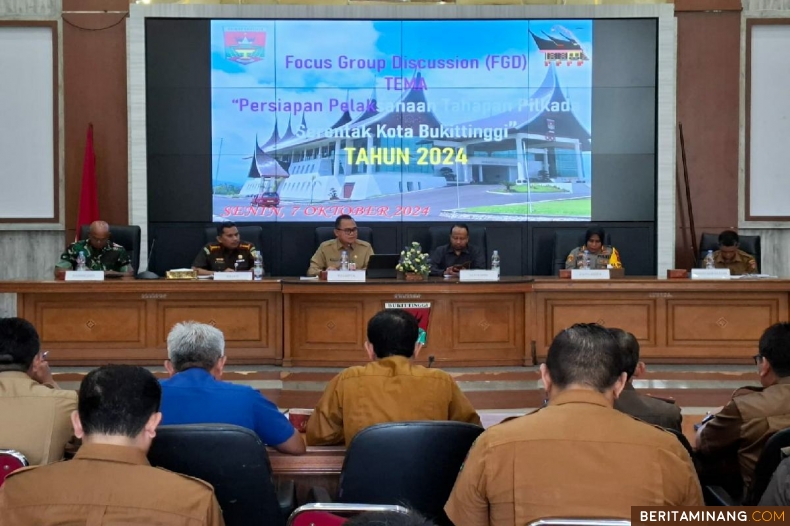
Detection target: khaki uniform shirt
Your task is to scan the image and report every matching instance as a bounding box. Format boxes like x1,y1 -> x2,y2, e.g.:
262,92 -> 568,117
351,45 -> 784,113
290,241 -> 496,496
445,390 -> 702,526
565,245 -> 622,270
305,356 -> 481,446
192,242 -> 258,272
614,383 -> 683,433
712,249 -> 756,275
698,377 -> 790,489
0,443 -> 224,526
307,239 -> 374,276
0,371 -> 77,465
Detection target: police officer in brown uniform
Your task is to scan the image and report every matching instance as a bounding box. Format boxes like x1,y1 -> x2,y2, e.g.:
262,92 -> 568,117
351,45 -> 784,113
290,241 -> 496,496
565,226 -> 622,270
445,324 -> 702,526
696,322 -> 790,499
192,221 -> 260,276
0,365 -> 224,525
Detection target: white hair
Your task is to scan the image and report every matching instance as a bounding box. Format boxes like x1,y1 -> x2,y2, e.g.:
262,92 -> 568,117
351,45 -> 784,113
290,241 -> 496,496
166,321 -> 225,372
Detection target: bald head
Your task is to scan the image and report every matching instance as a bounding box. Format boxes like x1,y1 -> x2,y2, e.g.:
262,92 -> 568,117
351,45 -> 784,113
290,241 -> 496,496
87,221 -> 110,250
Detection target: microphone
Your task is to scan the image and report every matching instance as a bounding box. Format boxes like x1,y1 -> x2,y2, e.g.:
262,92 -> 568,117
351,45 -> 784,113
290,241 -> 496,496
136,237 -> 159,280
428,355 -> 435,368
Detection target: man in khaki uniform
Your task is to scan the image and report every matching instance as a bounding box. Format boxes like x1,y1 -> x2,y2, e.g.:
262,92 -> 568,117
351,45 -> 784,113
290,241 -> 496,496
610,328 -> 682,433
709,230 -> 757,275
696,322 -> 790,498
306,309 -> 480,446
445,324 -> 702,526
307,215 -> 374,276
0,318 -> 76,465
0,365 -> 224,526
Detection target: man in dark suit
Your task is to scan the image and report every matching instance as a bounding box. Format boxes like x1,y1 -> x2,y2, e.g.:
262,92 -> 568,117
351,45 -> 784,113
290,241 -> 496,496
610,328 -> 682,432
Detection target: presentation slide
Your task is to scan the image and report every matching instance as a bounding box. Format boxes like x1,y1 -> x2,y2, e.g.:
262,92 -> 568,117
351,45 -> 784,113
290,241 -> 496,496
210,19 -> 592,222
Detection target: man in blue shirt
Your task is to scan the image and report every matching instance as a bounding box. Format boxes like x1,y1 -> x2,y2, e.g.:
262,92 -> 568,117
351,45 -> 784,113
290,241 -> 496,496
160,321 -> 305,455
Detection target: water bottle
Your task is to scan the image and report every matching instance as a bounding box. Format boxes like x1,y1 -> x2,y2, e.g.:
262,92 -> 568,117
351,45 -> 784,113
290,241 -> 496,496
705,250 -> 715,269
582,250 -> 591,270
491,250 -> 501,276
340,250 -> 349,271
253,252 -> 263,280
76,251 -> 87,271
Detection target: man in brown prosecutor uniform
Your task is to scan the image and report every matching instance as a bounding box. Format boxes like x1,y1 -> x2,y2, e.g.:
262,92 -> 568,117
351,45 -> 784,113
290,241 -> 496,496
445,324 -> 702,526
193,221 -> 259,276
0,365 -> 224,525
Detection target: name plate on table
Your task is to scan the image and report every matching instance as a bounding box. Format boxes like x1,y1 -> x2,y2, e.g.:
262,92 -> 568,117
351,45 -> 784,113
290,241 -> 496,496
571,269 -> 610,280
327,270 -> 366,282
459,269 -> 500,282
691,269 -> 731,280
213,271 -> 253,281
65,271 -> 104,281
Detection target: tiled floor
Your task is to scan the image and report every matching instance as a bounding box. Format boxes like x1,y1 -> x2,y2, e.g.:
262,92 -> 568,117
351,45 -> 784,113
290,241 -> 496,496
53,363 -> 757,444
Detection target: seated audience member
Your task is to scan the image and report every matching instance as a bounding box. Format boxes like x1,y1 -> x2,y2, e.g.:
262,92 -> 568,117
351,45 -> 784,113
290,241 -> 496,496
0,317 -> 76,465
54,220 -> 132,278
0,365 -> 224,525
708,230 -> 757,275
696,322 -> 790,497
759,455 -> 790,505
445,324 -> 702,526
565,226 -> 622,270
306,309 -> 481,446
192,221 -> 260,276
307,214 -> 374,276
159,321 -> 304,455
610,328 -> 682,432
429,223 -> 486,277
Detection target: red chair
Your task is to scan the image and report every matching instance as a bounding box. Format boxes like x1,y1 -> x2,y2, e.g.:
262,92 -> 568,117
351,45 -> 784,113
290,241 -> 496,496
0,450 -> 29,486
288,503 -> 409,526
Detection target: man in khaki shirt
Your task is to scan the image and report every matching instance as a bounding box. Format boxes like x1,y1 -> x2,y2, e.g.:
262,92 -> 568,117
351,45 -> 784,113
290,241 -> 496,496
306,309 -> 481,446
0,317 -> 76,465
697,322 -> 790,497
709,230 -> 757,275
445,324 -> 702,526
0,365 -> 224,526
307,214 -> 374,276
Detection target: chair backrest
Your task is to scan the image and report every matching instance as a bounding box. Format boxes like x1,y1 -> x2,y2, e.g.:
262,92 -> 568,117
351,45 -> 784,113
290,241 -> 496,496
0,449 -> 28,487
744,427 -> 790,504
288,504 -> 409,526
699,233 -> 761,271
527,519 -> 631,526
204,225 -> 264,250
337,421 -> 484,524
552,230 -> 612,275
148,424 -> 284,526
314,227 -> 373,249
428,226 -> 487,259
79,224 -> 142,273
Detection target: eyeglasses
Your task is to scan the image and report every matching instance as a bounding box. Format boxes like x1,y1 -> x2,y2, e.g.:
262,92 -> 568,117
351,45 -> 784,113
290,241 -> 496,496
337,228 -> 358,234
753,354 -> 764,365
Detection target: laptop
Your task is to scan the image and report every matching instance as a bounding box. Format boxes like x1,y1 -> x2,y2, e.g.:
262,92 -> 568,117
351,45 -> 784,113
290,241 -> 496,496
366,254 -> 402,279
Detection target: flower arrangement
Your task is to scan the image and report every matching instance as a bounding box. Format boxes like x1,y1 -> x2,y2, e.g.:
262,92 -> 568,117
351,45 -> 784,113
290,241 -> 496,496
396,242 -> 430,276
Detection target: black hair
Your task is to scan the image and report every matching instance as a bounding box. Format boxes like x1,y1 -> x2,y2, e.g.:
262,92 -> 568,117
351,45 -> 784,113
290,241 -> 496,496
609,327 -> 640,379
718,230 -> 740,247
758,323 -> 790,378
585,226 -> 606,244
335,215 -> 355,229
545,323 -> 624,391
450,223 -> 470,236
367,309 -> 420,359
217,221 -> 236,237
346,511 -> 436,526
0,317 -> 40,372
78,365 -> 162,437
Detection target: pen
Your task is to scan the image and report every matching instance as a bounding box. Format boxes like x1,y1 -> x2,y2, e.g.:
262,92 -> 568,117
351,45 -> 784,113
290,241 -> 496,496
42,351 -> 49,360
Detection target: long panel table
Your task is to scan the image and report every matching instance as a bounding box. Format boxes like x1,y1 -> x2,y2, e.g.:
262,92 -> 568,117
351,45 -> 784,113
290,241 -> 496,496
0,277 -> 787,365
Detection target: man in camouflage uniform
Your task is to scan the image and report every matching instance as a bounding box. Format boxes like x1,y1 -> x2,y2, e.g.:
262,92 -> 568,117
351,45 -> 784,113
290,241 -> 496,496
54,221 -> 132,278
192,221 -> 259,276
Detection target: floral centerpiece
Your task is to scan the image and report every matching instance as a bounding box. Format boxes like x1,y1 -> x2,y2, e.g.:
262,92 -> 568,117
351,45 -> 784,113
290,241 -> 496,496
396,242 -> 430,281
